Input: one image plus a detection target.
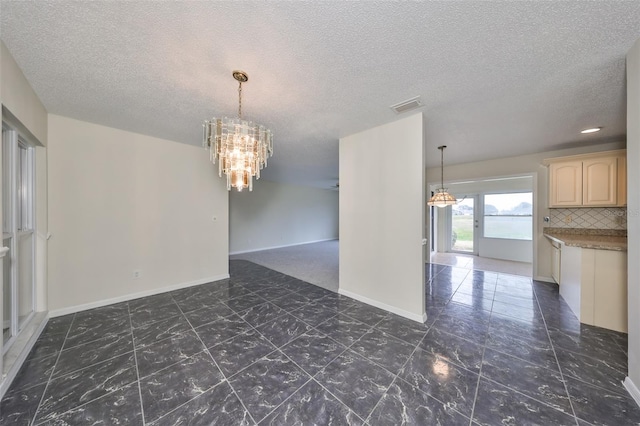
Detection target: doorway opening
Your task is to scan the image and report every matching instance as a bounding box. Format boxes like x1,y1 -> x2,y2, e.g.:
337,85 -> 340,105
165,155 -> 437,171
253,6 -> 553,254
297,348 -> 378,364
429,175 -> 534,277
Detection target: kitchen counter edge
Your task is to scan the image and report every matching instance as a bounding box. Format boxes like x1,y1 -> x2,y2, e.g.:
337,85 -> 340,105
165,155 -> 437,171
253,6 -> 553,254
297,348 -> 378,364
543,231 -> 627,252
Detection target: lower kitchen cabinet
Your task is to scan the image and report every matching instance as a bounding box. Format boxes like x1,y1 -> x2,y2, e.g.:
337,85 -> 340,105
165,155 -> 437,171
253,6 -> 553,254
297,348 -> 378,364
551,241 -> 561,284
559,246 -> 627,333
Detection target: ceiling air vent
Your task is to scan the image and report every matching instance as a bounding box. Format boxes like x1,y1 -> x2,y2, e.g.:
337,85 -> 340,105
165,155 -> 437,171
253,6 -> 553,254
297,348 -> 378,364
390,96 -> 423,114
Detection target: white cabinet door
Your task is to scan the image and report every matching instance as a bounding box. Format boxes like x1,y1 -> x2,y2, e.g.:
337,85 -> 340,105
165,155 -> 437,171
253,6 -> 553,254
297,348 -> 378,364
617,155 -> 627,206
583,156 -> 617,206
550,161 -> 582,207
593,250 -> 627,333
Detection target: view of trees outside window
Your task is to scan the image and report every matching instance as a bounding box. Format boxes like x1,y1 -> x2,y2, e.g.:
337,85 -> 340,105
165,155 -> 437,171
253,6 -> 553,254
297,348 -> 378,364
484,193 -> 533,240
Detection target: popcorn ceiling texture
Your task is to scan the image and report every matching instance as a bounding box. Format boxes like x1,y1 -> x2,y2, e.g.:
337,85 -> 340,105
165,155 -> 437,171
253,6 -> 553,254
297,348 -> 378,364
549,208 -> 627,230
1,1 -> 639,188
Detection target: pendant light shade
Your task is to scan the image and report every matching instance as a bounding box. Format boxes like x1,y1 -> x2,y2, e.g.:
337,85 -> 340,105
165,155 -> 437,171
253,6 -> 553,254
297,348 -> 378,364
428,145 -> 457,208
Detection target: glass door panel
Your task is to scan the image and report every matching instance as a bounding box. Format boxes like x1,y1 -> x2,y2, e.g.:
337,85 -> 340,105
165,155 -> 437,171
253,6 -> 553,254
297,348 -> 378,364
17,232 -> 33,329
3,238 -> 11,344
451,197 -> 475,253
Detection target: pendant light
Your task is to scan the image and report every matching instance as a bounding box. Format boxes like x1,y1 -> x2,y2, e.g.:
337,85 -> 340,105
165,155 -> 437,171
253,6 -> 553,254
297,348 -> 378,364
203,70 -> 273,192
427,145 -> 457,207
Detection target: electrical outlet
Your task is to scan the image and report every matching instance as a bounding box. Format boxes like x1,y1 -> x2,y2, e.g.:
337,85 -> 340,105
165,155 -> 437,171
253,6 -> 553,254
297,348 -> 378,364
564,215 -> 572,224
133,270 -> 141,279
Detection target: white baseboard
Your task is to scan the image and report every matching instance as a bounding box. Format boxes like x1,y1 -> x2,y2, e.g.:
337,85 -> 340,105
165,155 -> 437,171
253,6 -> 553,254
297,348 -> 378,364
49,274 -> 230,317
624,377 -> 640,407
230,238 -> 338,255
534,276 -> 556,284
338,288 -> 427,323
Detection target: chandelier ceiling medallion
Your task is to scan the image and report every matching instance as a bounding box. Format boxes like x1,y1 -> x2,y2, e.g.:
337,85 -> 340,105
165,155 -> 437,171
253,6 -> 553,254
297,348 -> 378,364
427,145 -> 457,208
203,70 -> 273,192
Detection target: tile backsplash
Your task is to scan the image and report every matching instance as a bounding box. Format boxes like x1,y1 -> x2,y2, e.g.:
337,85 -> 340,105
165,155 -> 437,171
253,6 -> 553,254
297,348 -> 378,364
549,207 -> 627,230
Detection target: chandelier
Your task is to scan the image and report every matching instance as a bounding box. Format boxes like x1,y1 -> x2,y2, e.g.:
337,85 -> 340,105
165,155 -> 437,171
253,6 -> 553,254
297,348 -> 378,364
203,70 -> 273,191
427,145 -> 457,207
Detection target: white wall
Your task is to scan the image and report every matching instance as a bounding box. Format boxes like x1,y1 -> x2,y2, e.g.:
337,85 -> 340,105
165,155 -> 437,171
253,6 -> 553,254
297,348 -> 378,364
229,179 -> 338,254
426,141 -> 626,281
1,41 -> 48,146
339,113 -> 425,322
480,238 -> 533,263
47,115 -> 229,314
625,38 -> 640,404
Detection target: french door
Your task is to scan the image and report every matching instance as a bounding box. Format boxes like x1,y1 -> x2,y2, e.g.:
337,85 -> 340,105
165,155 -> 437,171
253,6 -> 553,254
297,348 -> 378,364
449,195 -> 478,255
2,123 -> 36,353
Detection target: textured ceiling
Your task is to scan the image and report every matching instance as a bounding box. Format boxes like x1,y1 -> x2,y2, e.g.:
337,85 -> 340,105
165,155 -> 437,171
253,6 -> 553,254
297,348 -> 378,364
1,1 -> 639,188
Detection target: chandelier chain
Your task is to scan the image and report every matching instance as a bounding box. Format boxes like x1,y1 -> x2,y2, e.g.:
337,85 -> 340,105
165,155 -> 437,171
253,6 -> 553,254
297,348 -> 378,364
440,147 -> 444,188
439,145 -> 445,189
238,81 -> 243,119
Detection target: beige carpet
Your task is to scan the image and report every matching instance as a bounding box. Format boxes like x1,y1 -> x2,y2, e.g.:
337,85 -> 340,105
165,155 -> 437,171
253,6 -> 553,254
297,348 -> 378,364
230,240 -> 339,292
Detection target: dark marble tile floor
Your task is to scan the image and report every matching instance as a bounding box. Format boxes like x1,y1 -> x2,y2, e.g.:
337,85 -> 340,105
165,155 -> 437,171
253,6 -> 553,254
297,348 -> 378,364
2,260 -> 639,425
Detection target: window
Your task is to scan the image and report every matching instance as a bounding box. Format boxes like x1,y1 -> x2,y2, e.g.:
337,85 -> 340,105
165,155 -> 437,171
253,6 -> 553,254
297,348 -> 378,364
483,192 -> 532,240
2,124 -> 36,351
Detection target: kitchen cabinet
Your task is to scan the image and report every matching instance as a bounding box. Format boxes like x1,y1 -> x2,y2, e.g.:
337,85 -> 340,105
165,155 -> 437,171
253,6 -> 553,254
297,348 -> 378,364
559,245 -> 627,333
550,241 -> 561,284
549,161 -> 582,206
592,250 -> 627,331
583,156 -> 617,205
545,150 -> 626,207
618,155 -> 627,207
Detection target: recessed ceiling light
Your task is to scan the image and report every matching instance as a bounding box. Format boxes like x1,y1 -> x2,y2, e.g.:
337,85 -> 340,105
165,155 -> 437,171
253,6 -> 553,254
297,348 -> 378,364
580,127 -> 602,134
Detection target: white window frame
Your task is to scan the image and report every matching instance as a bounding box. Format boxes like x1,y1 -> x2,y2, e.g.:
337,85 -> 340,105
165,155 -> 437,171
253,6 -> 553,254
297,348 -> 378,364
2,122 -> 36,354
447,194 -> 480,255
482,191 -> 533,241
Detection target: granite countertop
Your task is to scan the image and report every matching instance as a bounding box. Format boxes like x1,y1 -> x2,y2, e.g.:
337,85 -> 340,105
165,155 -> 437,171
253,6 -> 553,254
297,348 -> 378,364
543,228 -> 627,251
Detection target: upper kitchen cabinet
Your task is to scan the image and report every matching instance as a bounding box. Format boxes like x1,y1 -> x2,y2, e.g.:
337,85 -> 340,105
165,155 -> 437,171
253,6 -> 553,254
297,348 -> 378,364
617,155 -> 627,207
545,150 -> 627,207
549,160 -> 582,206
583,156 -> 617,206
